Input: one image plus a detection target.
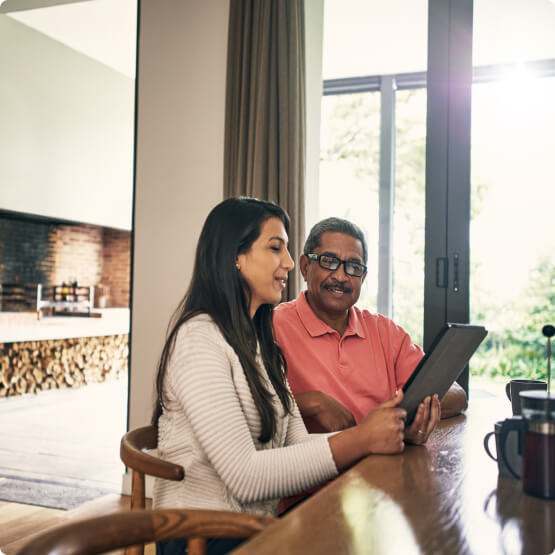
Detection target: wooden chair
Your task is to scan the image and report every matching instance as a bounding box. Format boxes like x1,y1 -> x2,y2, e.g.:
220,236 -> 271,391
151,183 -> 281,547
16,508 -> 276,555
119,425 -> 275,555
120,425 -> 185,511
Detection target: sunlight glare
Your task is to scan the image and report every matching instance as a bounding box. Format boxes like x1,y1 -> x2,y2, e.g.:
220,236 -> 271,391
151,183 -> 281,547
496,64 -> 544,116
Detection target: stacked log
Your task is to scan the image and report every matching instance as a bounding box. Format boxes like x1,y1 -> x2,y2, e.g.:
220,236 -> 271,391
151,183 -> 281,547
0,334 -> 128,397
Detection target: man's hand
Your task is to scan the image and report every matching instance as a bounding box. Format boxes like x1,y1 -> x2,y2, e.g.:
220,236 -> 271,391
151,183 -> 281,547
294,391 -> 356,432
440,382 -> 468,418
404,394 -> 441,444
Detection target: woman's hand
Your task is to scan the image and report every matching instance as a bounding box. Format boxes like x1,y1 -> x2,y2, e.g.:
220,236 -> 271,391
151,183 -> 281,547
404,394 -> 441,445
357,390 -> 407,454
294,391 -> 356,432
328,390 -> 406,471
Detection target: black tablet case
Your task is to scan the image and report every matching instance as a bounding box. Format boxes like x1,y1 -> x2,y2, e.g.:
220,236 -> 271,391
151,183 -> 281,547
400,323 -> 488,424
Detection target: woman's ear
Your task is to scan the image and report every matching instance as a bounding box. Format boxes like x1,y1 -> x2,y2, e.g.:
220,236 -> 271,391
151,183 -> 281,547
236,253 -> 245,271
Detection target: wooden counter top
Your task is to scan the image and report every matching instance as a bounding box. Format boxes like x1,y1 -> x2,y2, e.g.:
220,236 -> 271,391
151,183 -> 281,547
0,308 -> 130,343
235,396 -> 555,555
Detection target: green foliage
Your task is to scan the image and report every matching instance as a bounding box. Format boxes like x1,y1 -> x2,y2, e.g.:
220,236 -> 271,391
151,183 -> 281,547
321,93 -> 380,183
471,258 -> 555,380
470,180 -> 489,221
391,90 -> 427,345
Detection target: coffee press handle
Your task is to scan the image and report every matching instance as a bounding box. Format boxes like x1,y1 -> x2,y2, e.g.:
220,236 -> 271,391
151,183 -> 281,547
483,431 -> 498,462
505,382 -> 511,401
499,417 -> 523,479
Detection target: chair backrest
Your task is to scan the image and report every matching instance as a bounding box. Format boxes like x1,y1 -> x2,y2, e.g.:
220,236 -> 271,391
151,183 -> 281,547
120,424 -> 185,555
16,508 -> 276,555
120,424 -> 185,511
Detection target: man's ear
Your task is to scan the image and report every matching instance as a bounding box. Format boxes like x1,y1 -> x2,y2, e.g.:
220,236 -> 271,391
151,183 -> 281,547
299,254 -> 309,281
361,271 -> 367,285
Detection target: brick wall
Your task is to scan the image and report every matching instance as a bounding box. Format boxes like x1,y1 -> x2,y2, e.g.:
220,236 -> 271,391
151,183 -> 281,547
100,229 -> 131,307
0,217 -> 55,286
0,215 -> 131,309
51,224 -> 103,288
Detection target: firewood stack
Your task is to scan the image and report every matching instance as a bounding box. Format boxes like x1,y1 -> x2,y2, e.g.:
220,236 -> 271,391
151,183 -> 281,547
0,334 -> 128,397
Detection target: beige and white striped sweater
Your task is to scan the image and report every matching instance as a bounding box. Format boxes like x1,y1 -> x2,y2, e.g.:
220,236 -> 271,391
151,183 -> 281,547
153,314 -> 338,517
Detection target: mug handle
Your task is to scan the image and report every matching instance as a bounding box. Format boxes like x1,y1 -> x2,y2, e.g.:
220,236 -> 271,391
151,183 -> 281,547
499,418 -> 522,479
505,382 -> 511,401
483,432 -> 498,462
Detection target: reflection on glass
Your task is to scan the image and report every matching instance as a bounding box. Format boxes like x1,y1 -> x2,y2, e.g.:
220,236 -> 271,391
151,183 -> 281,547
340,475 -> 422,554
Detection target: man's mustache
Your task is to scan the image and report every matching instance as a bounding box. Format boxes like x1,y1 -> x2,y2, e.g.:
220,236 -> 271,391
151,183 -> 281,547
322,281 -> 352,293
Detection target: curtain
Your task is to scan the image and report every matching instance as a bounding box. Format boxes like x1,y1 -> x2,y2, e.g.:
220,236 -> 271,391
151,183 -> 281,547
224,0 -> 306,300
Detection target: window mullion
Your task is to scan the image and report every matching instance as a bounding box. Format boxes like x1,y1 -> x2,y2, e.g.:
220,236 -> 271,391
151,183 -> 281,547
377,75 -> 396,318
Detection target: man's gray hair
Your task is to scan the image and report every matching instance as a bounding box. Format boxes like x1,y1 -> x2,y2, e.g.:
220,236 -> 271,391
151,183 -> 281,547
303,217 -> 368,264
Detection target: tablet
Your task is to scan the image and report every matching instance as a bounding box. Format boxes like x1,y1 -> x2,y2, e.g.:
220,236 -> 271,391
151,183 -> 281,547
400,323 -> 488,424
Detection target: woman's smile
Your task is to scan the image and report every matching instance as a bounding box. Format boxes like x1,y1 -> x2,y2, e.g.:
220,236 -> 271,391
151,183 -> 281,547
236,217 -> 294,317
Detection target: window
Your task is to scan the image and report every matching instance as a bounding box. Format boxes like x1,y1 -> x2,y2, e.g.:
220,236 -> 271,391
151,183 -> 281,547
470,75 -> 555,378
319,92 -> 381,310
316,0 -> 555,383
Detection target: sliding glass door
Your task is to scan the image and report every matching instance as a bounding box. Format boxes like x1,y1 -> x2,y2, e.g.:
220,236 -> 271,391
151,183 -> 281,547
316,0 -> 555,388
468,2 -> 555,382
469,75 -> 555,379
393,89 -> 427,345
316,0 -> 429,343
319,92 -> 381,311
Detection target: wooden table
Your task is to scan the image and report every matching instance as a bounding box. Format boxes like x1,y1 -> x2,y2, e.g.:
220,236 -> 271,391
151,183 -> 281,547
234,396 -> 555,554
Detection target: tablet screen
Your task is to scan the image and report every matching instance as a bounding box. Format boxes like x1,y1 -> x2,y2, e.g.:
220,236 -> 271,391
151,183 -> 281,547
400,323 -> 488,424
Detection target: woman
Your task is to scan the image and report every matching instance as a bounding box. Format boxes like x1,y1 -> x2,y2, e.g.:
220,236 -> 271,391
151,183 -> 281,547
153,197 -> 407,554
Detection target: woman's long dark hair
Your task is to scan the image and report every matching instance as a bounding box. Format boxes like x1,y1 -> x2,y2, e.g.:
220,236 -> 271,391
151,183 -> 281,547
153,197 -> 292,442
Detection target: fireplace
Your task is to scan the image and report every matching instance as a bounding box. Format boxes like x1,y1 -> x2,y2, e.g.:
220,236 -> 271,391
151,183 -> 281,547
0,212 -> 131,398
0,212 -> 131,312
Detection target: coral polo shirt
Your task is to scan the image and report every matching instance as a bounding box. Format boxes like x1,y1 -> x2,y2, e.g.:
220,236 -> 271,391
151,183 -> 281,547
274,291 -> 424,432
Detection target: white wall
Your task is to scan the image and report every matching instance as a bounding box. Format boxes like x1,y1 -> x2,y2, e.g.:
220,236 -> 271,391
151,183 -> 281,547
128,0 -> 229,434
0,15 -> 134,230
304,0 -> 324,231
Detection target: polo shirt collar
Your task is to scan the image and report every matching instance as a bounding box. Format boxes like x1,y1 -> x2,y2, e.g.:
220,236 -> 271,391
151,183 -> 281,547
295,290 -> 366,339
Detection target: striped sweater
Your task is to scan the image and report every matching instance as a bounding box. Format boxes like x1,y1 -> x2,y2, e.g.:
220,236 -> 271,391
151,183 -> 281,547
153,314 -> 338,516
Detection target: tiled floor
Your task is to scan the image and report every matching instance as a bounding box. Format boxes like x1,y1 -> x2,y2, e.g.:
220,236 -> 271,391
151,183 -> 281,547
0,377 -> 128,491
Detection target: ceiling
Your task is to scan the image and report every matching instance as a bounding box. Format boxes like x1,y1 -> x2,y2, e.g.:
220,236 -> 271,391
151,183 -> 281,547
0,0 -> 88,11
1,0 -> 137,78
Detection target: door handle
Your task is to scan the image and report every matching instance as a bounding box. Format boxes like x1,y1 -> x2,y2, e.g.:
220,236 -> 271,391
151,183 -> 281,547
435,257 -> 448,288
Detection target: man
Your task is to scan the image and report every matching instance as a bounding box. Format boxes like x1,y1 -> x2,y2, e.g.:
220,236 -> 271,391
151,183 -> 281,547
274,217 -> 467,511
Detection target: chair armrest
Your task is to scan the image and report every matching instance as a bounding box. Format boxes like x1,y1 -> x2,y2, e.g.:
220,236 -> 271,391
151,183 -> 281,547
120,426 -> 184,482
17,509 -> 276,555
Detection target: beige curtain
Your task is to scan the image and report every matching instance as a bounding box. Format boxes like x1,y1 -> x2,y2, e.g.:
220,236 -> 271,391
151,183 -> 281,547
224,0 -> 306,300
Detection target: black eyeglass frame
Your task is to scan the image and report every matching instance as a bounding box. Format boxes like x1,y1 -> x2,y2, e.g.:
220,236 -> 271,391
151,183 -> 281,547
306,253 -> 367,278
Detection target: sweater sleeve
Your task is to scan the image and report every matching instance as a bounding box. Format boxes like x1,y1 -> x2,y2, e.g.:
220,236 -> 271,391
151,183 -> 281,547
167,320 -> 338,504
284,396 -> 319,444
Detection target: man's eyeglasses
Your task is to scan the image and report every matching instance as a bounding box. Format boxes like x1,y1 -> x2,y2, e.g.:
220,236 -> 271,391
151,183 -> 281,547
307,254 -> 367,278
